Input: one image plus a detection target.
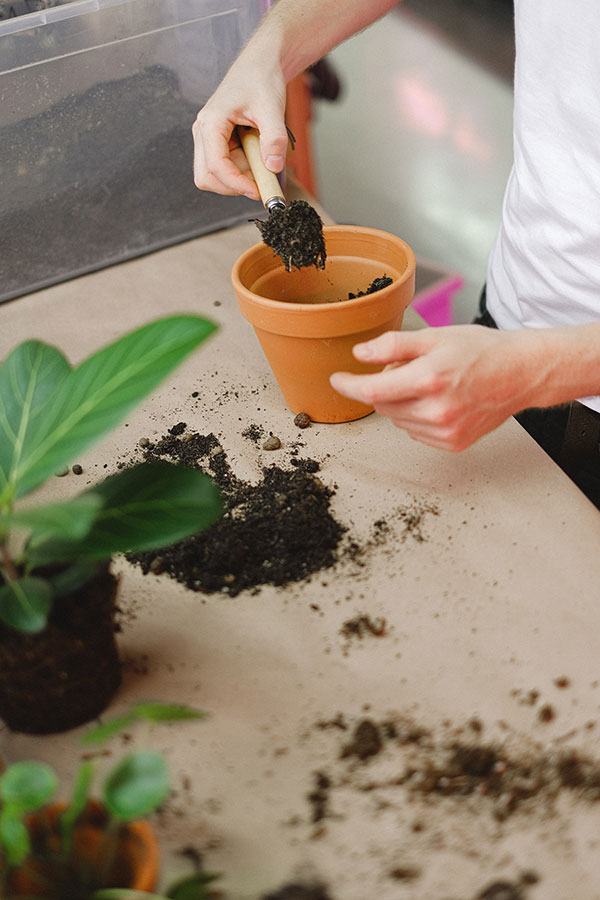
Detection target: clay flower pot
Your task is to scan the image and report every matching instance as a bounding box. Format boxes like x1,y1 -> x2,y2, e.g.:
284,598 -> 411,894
232,225 -> 416,423
6,802 -> 159,897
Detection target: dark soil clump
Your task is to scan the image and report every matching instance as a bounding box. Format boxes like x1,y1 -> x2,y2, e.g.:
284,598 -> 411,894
127,429 -> 346,596
347,274 -> 393,299
261,882 -> 333,900
341,719 -> 383,761
340,614 -> 387,641
254,200 -> 326,271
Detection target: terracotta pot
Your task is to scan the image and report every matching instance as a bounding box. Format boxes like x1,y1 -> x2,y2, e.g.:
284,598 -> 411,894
0,563 -> 122,735
231,225 -> 416,423
6,802 -> 159,897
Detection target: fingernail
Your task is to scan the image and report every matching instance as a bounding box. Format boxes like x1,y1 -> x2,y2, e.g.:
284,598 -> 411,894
354,343 -> 373,359
265,155 -> 285,171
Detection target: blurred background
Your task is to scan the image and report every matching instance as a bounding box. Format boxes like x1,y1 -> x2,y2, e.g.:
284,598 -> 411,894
310,0 -> 515,324
0,0 -> 515,323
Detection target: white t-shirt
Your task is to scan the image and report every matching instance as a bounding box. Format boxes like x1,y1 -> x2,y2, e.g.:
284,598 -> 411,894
486,0 -> 600,412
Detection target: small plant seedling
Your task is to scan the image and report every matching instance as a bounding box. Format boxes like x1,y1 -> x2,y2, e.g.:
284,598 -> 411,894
0,701 -> 216,897
0,315 -> 223,635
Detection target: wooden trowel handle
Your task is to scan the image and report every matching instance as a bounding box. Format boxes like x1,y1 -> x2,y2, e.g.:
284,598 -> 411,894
238,126 -> 285,209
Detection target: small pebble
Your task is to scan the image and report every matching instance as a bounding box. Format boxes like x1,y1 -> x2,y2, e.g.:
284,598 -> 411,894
72,464 -> 83,475
262,435 -> 282,451
138,437 -> 150,448
294,412 -> 311,429
149,556 -> 166,575
55,467 -> 69,477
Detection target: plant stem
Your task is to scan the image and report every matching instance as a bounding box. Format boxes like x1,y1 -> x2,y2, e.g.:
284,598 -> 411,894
0,539 -> 18,581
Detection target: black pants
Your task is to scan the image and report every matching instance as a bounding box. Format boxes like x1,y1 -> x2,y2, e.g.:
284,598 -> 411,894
473,289 -> 600,511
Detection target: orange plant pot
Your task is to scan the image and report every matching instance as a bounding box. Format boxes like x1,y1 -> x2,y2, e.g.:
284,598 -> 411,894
231,225 -> 416,423
6,802 -> 159,897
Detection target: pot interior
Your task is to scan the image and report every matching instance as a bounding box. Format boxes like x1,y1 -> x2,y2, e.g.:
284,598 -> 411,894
250,255 -> 404,305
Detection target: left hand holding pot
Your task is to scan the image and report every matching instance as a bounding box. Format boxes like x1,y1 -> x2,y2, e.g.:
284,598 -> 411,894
329,325 -> 536,452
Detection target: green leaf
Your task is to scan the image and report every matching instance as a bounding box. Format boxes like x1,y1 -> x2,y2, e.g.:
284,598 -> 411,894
45,558 -> 102,597
131,702 -> 207,724
6,316 -> 217,500
3,494 -> 102,544
0,577 -> 53,633
0,341 -> 71,507
0,761 -> 58,812
103,751 -> 168,821
0,807 -> 30,867
168,872 -> 221,900
93,891 -> 170,900
27,462 -> 222,566
60,760 -> 95,850
80,711 -> 137,747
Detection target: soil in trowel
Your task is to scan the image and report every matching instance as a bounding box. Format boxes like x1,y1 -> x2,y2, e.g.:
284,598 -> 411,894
254,199 -> 326,271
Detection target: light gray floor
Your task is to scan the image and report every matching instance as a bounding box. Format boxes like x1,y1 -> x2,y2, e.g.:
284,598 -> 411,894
311,3 -> 515,323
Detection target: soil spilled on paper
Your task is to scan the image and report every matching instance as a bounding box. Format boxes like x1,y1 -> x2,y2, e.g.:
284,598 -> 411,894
127,427 -> 345,596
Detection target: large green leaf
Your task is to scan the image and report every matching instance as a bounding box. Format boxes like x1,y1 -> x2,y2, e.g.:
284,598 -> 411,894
27,462 -> 222,567
103,751 -> 169,821
0,577 -> 53,633
4,316 -> 216,500
0,341 -> 71,507
1,494 -> 102,543
0,761 -> 58,812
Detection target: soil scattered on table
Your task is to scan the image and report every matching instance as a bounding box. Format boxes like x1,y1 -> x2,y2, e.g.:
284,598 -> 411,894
127,428 -> 345,596
254,199 -> 326,271
305,711 -> 600,826
261,882 -> 333,900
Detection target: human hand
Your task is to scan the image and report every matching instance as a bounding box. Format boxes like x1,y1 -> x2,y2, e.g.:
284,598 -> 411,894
192,53 -> 288,201
330,326 -> 540,451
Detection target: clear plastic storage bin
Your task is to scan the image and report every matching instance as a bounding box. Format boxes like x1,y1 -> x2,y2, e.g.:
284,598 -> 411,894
0,0 -> 266,302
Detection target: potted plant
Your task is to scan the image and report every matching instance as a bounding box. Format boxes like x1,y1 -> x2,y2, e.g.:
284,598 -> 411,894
0,316 -> 222,735
0,701 -> 220,899
231,225 -> 416,423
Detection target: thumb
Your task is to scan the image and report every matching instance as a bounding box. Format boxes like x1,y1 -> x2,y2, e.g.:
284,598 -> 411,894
255,114 -> 289,173
353,329 -> 433,365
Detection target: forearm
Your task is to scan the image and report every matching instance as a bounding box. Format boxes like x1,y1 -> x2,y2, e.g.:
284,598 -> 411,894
517,323 -> 600,409
242,0 -> 399,83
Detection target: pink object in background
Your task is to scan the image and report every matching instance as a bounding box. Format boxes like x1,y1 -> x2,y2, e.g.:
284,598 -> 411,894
411,260 -> 464,326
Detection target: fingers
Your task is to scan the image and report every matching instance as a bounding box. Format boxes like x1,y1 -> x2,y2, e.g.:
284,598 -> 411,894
353,329 -> 431,365
193,116 -> 258,198
330,361 -> 431,407
192,86 -> 288,198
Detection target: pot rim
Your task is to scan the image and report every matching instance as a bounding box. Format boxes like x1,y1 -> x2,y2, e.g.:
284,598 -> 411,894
232,224 -> 416,314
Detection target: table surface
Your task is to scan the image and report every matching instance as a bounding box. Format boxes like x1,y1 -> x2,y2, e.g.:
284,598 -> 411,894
2,207 -> 600,900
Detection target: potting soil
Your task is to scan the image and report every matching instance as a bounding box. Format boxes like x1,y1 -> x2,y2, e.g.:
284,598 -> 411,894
127,429 -> 346,596
254,199 -> 326,272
